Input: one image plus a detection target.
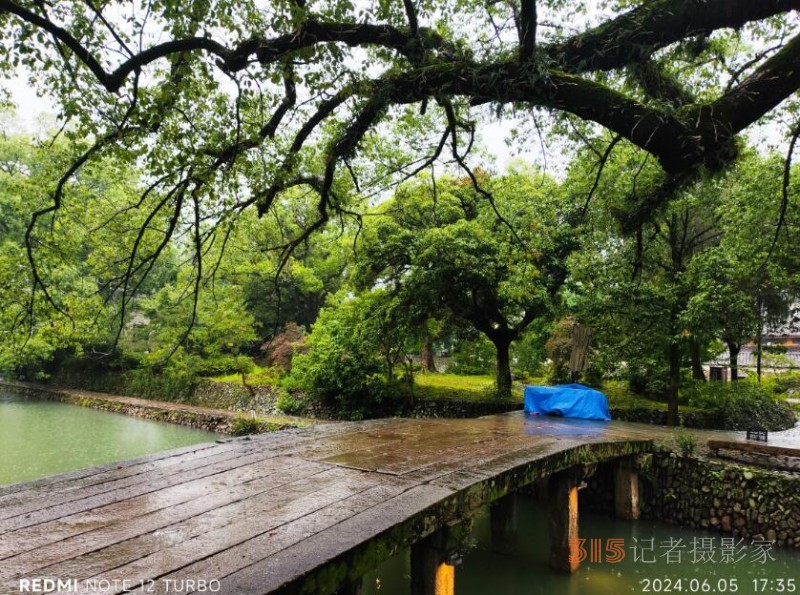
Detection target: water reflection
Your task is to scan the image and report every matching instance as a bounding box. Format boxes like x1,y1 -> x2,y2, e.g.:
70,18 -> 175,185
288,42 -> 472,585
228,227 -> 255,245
359,494 -> 800,594
523,415 -> 611,439
0,390 -> 218,485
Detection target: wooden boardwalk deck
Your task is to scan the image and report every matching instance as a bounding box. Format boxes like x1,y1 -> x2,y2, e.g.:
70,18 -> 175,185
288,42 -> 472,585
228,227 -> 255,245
0,413 -> 688,594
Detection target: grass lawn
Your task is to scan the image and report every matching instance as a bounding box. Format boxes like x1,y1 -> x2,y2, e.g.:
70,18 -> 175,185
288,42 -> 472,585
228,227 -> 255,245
207,365 -> 278,387
412,373 -> 523,402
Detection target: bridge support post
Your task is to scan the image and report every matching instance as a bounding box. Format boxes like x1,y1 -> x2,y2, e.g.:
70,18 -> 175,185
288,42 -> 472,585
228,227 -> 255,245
614,458 -> 641,520
411,522 -> 469,595
548,469 -> 581,573
490,492 -> 518,554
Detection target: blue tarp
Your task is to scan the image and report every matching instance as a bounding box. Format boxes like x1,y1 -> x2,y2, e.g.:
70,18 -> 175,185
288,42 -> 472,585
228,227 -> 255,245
523,383 -> 611,421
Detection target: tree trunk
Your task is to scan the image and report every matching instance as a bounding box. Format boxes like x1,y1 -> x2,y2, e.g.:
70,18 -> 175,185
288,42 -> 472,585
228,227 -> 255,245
667,342 -> 680,427
385,356 -> 394,383
728,341 -> 741,383
756,294 -> 763,382
420,334 -> 436,373
690,340 -> 706,381
494,337 -> 513,398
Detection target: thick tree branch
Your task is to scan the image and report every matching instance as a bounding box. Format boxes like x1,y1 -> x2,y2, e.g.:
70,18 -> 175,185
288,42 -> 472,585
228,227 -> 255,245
548,0 -> 800,73
518,0 -> 537,61
705,31 -> 800,140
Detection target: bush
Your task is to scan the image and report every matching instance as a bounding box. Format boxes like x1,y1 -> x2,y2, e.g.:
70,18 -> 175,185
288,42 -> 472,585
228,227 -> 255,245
626,360 -> 669,398
772,372 -> 800,395
230,415 -> 261,436
685,380 -> 796,431
275,387 -> 308,415
674,427 -> 697,456
287,293 -> 388,416
581,363 -> 605,388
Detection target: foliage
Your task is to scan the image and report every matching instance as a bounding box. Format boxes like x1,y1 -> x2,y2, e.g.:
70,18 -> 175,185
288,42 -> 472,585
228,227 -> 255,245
544,317 -> 575,385
262,322 -> 307,372
209,364 -> 279,387
275,388 -> 309,415
287,291 -> 394,415
570,144 -> 800,422
2,1 -> 798,294
684,380 -> 796,431
770,372 -> 800,395
674,428 -> 698,457
230,415 -> 262,436
449,336 -> 495,376
353,168 -> 575,396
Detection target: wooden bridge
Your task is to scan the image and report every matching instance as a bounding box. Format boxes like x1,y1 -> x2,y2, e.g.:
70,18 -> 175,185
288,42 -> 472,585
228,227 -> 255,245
0,413 -> 672,595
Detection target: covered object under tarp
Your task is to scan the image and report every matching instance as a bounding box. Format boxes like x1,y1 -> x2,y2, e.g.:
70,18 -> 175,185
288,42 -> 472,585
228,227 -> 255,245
523,383 -> 611,421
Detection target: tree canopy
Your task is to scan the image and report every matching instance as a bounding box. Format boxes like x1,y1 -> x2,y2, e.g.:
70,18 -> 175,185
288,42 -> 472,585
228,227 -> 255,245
352,168 -> 573,395
2,0 -> 800,325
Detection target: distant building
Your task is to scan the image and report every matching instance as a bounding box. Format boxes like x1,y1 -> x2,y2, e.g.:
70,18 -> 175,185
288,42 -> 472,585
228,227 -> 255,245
705,310 -> 800,381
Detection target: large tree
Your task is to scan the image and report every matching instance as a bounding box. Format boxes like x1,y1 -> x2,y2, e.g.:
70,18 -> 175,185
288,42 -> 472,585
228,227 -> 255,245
353,169 -> 574,396
1,0 -> 800,334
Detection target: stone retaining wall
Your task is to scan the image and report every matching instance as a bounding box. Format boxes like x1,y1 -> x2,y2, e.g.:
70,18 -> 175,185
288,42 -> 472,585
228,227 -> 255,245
4,382 -> 234,433
190,380 -> 280,413
583,454 -> 800,549
304,397 -> 522,420
610,407 -> 719,429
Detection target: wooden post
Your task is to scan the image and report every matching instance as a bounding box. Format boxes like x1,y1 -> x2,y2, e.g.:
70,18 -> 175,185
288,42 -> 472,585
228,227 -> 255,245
614,458 -> 641,520
411,523 -> 468,595
490,492 -> 518,554
548,469 -> 581,573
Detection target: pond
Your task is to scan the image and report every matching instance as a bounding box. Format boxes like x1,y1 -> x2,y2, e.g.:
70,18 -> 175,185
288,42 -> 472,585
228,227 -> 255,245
360,494 -> 800,594
0,389 -> 218,486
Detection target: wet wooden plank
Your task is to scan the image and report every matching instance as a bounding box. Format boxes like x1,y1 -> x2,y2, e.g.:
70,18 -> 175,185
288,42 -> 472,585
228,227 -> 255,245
0,441 -> 263,521
17,465 -> 359,586
70,468 -> 386,595
0,440 -> 234,508
0,447 -> 293,535
708,438 -> 800,457
0,458 -> 332,580
211,483 -> 453,595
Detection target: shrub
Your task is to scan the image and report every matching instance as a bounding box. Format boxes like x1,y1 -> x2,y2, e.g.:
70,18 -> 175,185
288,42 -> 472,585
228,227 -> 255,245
261,322 -> 308,372
449,337 -> 495,376
674,428 -> 697,456
772,372 -> 800,395
626,360 -> 669,398
275,387 -> 308,415
685,380 -> 796,431
230,415 -> 261,436
581,363 -> 605,388
287,293 -> 387,415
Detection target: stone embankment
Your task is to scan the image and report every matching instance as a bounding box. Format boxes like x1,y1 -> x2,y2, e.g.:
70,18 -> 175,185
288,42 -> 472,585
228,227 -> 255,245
584,451 -> 800,549
0,381 -> 308,435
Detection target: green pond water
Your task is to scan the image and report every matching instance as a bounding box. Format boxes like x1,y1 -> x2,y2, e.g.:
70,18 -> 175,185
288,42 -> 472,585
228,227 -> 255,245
0,389 -> 218,485
360,495 -> 800,594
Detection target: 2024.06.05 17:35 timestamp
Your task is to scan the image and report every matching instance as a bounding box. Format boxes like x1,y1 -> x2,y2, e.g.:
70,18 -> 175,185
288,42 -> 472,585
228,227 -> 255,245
640,578 -> 797,592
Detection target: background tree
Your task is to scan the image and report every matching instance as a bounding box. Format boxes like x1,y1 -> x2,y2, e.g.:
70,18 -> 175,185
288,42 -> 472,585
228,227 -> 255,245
353,168 -> 575,396
571,142 -> 800,423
